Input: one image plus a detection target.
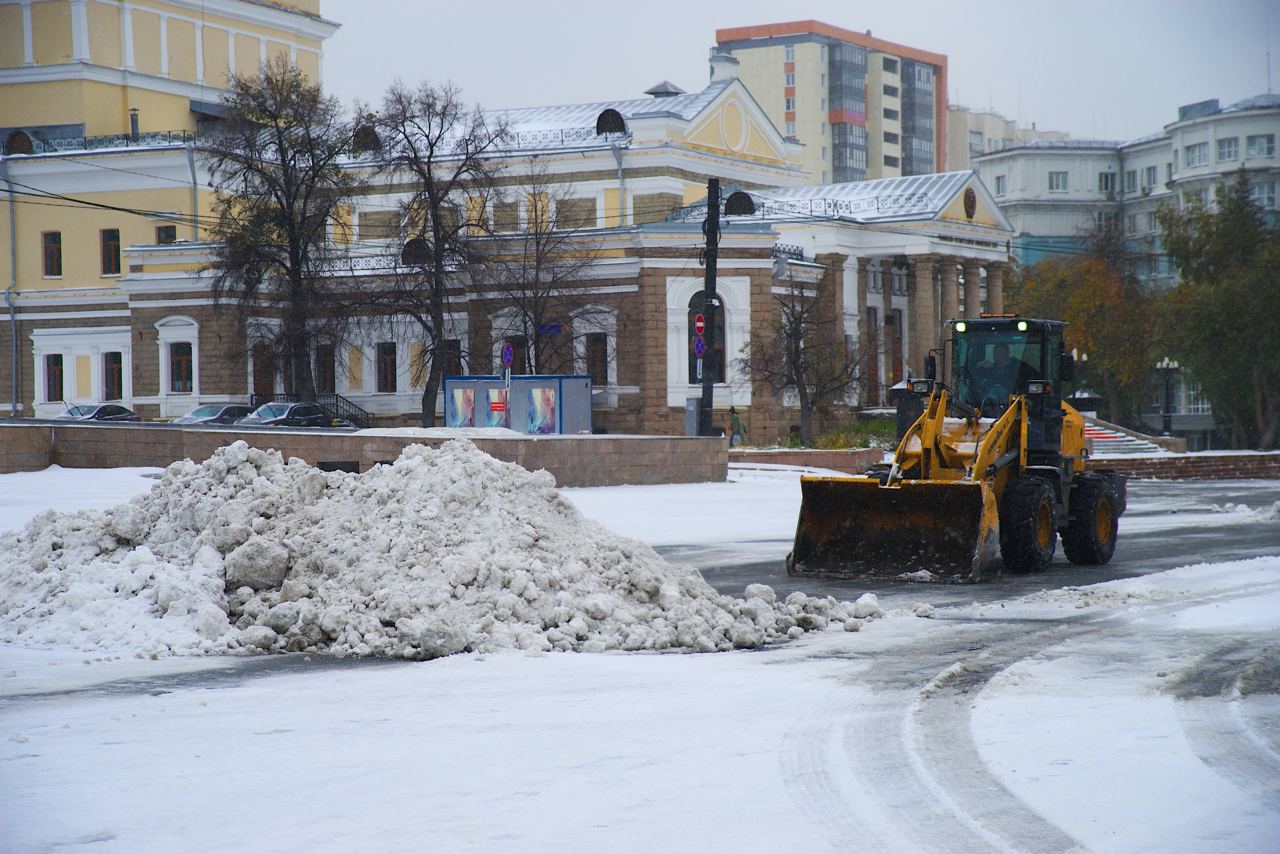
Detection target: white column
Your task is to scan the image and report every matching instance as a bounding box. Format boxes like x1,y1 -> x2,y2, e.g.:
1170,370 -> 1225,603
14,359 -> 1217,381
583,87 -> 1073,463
70,0 -> 90,62
194,22 -> 204,83
21,0 -> 34,66
289,42 -> 296,67
121,4 -> 134,70
227,29 -> 235,75
258,36 -> 267,67
159,14 -> 169,77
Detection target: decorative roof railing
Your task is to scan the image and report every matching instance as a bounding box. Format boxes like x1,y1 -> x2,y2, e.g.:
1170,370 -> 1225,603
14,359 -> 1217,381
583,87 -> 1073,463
506,126 -> 628,150
668,191 -> 935,223
5,130 -> 197,155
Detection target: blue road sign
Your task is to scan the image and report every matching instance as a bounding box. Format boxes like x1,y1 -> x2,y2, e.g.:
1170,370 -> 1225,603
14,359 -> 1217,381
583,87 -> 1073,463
693,335 -> 706,357
501,342 -> 515,367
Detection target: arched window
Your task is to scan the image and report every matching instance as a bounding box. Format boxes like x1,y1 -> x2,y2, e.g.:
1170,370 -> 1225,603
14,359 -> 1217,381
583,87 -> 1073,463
5,130 -> 33,155
687,292 -> 725,383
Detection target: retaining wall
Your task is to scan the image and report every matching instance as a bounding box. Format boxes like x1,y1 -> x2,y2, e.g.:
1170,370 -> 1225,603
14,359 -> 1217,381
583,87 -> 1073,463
728,448 -> 887,475
0,423 -> 727,487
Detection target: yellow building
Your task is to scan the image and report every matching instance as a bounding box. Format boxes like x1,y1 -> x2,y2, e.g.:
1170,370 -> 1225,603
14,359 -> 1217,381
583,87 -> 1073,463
0,0 -> 337,417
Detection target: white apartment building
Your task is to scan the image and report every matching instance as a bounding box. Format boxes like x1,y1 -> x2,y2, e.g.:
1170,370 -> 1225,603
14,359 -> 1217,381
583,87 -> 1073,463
945,105 -> 1069,172
974,93 -> 1279,277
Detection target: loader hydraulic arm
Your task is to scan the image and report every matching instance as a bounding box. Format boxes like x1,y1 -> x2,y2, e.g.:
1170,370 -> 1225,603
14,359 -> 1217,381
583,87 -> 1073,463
968,397 -> 1026,481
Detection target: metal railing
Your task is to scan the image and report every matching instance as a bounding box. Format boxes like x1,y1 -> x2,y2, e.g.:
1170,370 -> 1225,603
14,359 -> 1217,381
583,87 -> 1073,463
249,392 -> 372,429
6,130 -> 198,155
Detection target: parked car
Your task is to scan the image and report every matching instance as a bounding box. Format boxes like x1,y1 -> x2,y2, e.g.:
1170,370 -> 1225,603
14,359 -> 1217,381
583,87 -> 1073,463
234,402 -> 336,428
170,404 -> 255,425
54,403 -> 141,422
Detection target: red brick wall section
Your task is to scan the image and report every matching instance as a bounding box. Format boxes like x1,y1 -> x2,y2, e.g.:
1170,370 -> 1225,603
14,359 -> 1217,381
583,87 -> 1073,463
0,424 -> 727,487
1087,454 -> 1280,480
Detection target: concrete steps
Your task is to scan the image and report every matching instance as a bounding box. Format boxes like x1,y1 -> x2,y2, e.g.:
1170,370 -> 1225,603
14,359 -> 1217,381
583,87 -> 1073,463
1084,422 -> 1165,456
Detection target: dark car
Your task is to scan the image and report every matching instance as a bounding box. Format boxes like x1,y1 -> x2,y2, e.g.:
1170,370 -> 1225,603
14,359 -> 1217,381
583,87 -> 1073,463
234,402 -> 336,428
170,404 -> 255,425
54,403 -> 142,422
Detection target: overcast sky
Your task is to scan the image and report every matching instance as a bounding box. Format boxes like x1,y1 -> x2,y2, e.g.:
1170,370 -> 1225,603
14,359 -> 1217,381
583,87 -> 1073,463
322,0 -> 1278,142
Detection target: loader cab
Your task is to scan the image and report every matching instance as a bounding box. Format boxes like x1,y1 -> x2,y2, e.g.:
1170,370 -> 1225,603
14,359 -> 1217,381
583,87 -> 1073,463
949,317 -> 1069,461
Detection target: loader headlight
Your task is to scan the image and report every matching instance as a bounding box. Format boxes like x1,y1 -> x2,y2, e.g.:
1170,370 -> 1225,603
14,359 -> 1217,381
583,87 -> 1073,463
1027,380 -> 1048,394
910,379 -> 933,394
954,321 -> 967,332
1017,320 -> 1028,331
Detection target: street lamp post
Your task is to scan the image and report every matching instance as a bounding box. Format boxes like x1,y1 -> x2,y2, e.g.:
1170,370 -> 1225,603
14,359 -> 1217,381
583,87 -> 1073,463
1070,347 -> 1088,398
1156,356 -> 1180,436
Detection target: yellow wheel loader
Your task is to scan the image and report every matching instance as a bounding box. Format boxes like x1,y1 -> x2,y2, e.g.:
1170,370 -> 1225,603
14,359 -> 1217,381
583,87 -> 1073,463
787,316 -> 1127,581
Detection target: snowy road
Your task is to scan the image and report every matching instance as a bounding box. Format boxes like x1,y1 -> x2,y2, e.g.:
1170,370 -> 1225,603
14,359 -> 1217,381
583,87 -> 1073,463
2,462 -> 1279,852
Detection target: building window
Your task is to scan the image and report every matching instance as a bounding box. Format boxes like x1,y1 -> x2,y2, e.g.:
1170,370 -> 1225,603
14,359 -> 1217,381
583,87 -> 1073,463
1048,171 -> 1068,192
1166,162 -> 1174,182
103,352 -> 123,401
1184,142 -> 1208,167
42,232 -> 61,277
821,122 -> 827,136
1146,211 -> 1158,232
968,130 -> 982,153
1216,137 -> 1238,162
883,84 -> 898,97
821,146 -> 827,160
45,354 -> 63,402
313,344 -> 335,394
784,44 -> 795,61
434,338 -> 462,380
100,228 -> 121,276
169,342 -> 193,393
882,57 -> 898,73
784,72 -> 795,86
1144,165 -> 1158,188
883,108 -> 899,121
1124,170 -> 1137,192
994,174 -> 1006,196
504,336 -> 528,375
156,225 -> 177,244
884,155 -> 900,168
1250,181 -> 1276,210
1126,214 -> 1137,234
784,96 -> 795,111
884,131 -> 899,144
785,120 -> 796,136
820,97 -> 827,111
1186,381 -> 1212,414
375,342 -> 397,393
1247,134 -> 1276,157
1098,172 -> 1116,193
1096,211 -> 1119,229
585,332 -> 608,387
820,73 -> 826,86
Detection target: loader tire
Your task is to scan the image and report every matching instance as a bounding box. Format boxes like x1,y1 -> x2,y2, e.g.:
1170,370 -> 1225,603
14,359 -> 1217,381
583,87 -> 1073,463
1000,478 -> 1056,574
1063,477 -> 1118,565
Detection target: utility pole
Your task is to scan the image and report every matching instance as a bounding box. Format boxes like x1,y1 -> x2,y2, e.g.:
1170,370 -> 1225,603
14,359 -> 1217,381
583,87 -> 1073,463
698,178 -> 721,436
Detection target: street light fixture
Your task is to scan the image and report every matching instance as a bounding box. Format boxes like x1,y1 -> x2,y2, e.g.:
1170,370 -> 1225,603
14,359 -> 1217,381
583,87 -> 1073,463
1156,356 -> 1180,436
1070,348 -> 1088,398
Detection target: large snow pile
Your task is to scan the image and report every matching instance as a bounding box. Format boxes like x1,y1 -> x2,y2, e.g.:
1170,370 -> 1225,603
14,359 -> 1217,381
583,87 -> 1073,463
0,441 -> 866,658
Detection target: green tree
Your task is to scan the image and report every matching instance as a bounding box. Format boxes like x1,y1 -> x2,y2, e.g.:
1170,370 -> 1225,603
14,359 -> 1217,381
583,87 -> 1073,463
1009,225 -> 1159,424
1157,169 -> 1280,448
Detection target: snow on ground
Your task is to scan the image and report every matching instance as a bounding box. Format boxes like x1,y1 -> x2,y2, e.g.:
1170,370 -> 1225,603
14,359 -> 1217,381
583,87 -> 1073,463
0,442 -> 859,659
2,455 -> 1279,851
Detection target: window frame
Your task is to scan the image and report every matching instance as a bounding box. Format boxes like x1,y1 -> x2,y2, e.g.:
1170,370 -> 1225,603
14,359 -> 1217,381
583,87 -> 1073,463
42,231 -> 62,277
994,174 -> 1006,196
1216,137 -> 1239,162
375,341 -> 397,393
155,224 -> 177,244
1048,171 -> 1069,192
100,228 -> 121,276
168,341 -> 193,393
1247,134 -> 1276,157
44,353 -> 64,403
1184,142 -> 1208,168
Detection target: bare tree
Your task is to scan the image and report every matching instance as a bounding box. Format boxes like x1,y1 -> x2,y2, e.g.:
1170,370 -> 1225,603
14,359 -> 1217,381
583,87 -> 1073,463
204,55 -> 360,401
368,80 -> 507,426
475,156 -> 608,376
737,271 -> 864,446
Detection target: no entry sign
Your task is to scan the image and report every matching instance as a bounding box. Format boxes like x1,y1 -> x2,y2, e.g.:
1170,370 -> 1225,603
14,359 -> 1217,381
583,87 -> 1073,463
693,314 -> 706,335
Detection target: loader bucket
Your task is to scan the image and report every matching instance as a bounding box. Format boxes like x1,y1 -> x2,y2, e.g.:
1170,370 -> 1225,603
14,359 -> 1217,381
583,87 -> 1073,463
786,476 -> 1001,582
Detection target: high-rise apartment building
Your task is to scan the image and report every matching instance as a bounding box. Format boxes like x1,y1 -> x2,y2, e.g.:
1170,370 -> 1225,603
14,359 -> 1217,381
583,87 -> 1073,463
715,21 -> 947,184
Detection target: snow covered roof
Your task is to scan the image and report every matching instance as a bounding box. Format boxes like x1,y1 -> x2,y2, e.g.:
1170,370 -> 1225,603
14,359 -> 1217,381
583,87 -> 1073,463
495,80 -> 732,152
728,171 -> 980,224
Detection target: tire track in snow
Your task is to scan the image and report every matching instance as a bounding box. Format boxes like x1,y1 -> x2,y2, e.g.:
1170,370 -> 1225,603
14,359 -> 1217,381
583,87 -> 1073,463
780,578 -> 1280,851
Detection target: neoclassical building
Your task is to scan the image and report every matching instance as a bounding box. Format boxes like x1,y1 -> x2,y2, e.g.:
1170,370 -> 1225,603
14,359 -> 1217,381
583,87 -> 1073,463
2,6 -> 1013,440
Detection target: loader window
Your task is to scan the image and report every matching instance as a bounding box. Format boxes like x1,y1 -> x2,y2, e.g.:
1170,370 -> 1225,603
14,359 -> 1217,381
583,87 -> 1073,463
954,331 -> 1041,411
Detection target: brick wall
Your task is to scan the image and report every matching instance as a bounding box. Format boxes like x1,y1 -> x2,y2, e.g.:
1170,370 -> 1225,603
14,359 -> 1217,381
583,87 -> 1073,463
0,423 -> 728,487
1087,454 -> 1280,480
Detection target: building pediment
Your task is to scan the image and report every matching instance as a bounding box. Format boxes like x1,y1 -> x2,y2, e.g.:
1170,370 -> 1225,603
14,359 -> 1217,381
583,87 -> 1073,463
682,86 -> 788,165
